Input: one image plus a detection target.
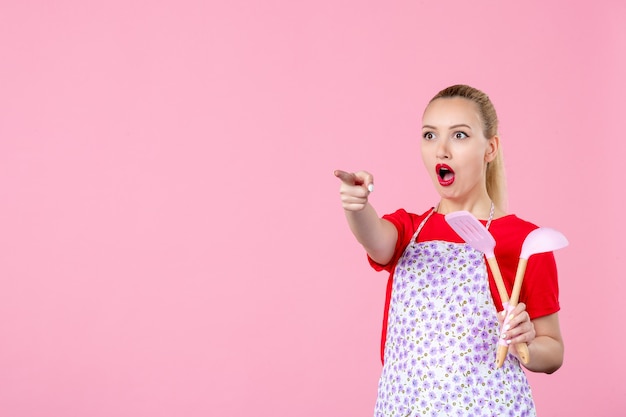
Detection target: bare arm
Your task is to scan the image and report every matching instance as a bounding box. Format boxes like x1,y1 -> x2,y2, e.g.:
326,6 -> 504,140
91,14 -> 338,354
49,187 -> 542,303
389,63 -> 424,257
334,170 -> 398,265
523,313 -> 564,373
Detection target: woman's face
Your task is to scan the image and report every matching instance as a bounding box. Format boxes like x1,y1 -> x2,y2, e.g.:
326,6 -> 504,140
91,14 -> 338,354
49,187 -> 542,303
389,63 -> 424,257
421,97 -> 498,203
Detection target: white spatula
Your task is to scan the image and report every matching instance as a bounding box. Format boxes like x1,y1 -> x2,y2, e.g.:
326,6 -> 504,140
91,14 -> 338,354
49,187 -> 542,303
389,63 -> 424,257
445,210 -> 529,368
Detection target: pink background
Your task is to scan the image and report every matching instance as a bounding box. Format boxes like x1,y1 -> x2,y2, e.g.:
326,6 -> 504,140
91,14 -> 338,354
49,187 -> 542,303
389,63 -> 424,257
1,1 -> 624,416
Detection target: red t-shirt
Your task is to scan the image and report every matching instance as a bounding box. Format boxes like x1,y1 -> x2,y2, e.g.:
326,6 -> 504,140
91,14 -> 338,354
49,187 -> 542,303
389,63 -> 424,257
369,208 -> 560,363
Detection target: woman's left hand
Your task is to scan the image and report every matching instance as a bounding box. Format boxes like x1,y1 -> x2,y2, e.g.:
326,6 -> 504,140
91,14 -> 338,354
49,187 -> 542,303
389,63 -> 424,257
498,302 -> 536,357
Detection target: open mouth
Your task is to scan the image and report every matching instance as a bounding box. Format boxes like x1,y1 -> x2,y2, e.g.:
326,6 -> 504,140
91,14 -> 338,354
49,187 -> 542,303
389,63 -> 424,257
436,164 -> 455,186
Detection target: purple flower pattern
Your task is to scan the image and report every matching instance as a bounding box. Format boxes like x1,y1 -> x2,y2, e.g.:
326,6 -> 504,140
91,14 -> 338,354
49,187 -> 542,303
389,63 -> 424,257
374,241 -> 536,417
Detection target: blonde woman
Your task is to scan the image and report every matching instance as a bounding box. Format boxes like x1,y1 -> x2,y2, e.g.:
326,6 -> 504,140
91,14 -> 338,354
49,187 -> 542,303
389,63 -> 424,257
335,85 -> 563,417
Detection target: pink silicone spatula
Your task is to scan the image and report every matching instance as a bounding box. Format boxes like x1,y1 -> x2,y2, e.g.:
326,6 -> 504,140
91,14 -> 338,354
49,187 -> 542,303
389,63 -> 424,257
445,210 -> 530,368
504,227 -> 569,360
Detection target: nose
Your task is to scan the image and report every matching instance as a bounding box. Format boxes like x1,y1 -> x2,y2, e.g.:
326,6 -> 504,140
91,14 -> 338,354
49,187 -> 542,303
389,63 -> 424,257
436,138 -> 450,159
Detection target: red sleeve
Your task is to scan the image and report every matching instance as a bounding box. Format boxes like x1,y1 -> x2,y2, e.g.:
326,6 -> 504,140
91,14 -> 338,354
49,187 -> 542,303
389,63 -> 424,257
520,251 -> 560,319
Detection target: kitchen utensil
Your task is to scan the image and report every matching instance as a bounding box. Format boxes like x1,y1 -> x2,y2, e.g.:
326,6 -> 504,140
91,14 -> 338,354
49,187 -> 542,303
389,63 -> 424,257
445,211 -> 529,367
504,227 -> 569,363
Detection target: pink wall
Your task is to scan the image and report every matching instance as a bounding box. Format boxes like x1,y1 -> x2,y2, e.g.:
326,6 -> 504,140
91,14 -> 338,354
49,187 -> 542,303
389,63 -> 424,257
1,1 -> 624,416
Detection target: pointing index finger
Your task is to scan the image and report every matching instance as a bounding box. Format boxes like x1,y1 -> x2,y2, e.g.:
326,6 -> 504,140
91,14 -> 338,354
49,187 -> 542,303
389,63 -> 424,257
334,169 -> 360,185
333,169 -> 374,192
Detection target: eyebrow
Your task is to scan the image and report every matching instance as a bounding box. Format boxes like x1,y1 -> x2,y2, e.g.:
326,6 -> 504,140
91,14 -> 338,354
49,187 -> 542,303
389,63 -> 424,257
422,124 -> 473,130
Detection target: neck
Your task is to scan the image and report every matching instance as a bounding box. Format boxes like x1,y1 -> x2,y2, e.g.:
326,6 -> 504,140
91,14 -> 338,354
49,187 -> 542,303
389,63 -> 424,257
435,199 -> 494,220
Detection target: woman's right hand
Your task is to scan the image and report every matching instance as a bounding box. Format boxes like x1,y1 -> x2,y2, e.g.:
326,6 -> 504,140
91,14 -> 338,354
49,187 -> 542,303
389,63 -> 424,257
334,170 -> 374,211
333,169 -> 397,265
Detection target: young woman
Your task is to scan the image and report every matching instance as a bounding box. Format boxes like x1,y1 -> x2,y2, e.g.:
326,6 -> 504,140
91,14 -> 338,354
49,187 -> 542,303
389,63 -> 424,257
335,85 -> 563,417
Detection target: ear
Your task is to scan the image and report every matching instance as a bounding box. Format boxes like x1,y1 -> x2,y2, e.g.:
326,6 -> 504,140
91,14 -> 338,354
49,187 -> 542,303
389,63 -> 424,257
485,135 -> 499,163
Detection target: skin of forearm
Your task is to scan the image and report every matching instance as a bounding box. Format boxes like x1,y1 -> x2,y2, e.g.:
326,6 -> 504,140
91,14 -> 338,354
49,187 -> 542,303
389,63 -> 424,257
344,203 -> 396,265
521,335 -> 564,374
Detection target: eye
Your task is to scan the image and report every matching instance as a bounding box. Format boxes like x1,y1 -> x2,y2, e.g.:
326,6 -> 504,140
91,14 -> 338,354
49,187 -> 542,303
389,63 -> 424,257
423,131 -> 436,140
453,131 -> 468,139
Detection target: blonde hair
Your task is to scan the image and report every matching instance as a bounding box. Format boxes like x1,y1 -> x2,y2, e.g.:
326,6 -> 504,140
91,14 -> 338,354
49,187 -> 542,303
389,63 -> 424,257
429,84 -> 508,210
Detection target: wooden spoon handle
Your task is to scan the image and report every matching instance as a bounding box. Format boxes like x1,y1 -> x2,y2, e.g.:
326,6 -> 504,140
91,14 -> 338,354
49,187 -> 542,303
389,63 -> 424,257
496,340 -> 530,366
492,257 -> 532,367
509,258 -> 528,306
507,258 -> 530,365
486,257 -> 514,368
496,344 -> 508,368
486,257 -> 509,305
516,341 -> 530,364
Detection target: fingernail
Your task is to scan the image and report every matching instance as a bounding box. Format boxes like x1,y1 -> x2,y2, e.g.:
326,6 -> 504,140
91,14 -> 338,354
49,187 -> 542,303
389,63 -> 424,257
506,340 -> 512,345
503,324 -> 510,331
500,333 -> 507,339
368,184 -> 374,193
